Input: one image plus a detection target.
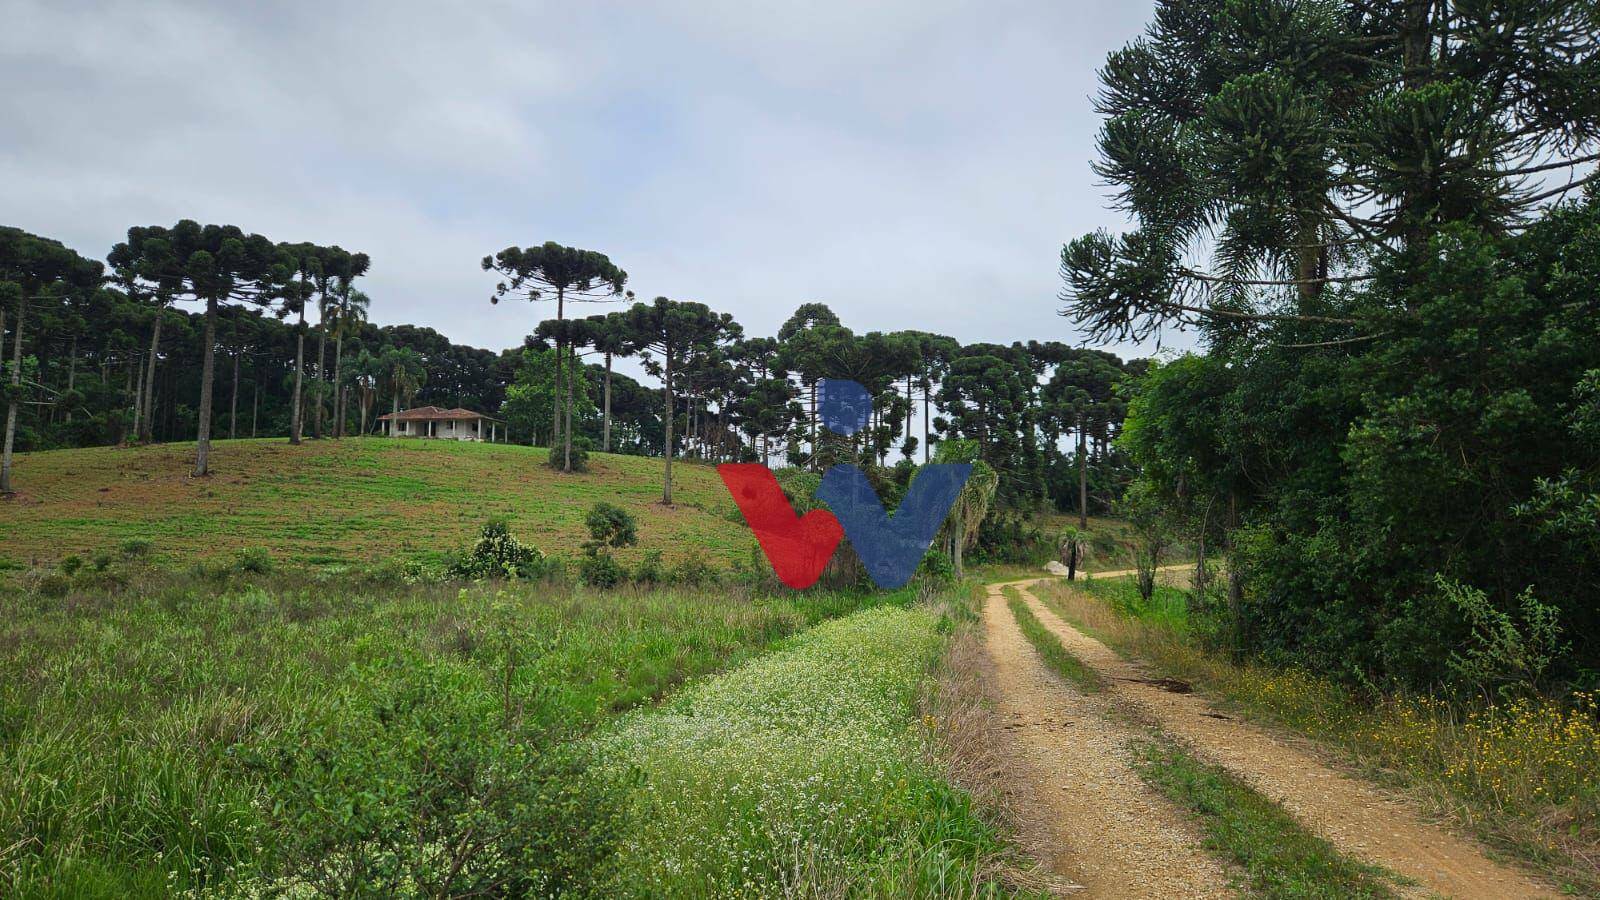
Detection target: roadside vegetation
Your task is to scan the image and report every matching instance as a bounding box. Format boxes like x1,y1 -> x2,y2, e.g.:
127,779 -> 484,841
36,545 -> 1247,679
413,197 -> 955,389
1131,739 -> 1399,899
593,604 -> 1029,897
1042,576 -> 1600,893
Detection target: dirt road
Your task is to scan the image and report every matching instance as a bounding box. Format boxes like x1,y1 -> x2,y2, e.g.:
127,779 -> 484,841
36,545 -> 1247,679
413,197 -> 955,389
985,574 -> 1560,899
978,580 -> 1237,897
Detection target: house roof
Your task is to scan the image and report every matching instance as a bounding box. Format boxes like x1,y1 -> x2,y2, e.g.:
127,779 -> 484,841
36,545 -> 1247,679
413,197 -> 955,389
378,406 -> 501,422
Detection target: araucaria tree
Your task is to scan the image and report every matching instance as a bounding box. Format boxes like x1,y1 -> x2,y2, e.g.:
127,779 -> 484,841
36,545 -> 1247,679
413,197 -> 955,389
110,222 -> 285,476
0,228 -> 104,494
482,242 -> 628,472
622,297 -> 741,504
1062,0 -> 1600,690
1061,0 -> 1600,343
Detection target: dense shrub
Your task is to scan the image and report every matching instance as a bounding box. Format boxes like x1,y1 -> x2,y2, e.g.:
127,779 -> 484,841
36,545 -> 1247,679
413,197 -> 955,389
119,538 -> 152,558
632,550 -> 665,586
670,553 -> 718,587
583,502 -> 637,552
546,436 -> 593,473
916,548 -> 955,584
235,547 -> 276,575
447,519 -> 545,580
580,551 -> 627,589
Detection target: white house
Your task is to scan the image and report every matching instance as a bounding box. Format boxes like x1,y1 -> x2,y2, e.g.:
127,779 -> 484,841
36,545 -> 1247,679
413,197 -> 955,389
378,406 -> 503,442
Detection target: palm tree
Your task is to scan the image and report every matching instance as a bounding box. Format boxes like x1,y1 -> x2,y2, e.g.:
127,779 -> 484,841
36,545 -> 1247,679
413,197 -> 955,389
348,349 -> 382,436
382,346 -> 427,429
328,286 -> 369,438
1057,525 -> 1092,581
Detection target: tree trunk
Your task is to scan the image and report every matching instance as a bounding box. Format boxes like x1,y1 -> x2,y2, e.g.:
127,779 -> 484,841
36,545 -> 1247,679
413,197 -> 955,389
252,377 -> 259,438
139,309 -> 164,443
230,349 -> 240,439
289,301 -> 306,445
563,342 -> 573,472
313,309 -> 328,439
332,333 -> 345,438
923,380 -> 930,463
809,381 -> 818,470
661,352 -> 674,505
130,348 -> 143,442
65,336 -> 78,424
602,350 -> 613,453
1226,491 -> 1244,656
0,298 -> 23,493
123,348 -> 135,443
552,287 -> 565,453
951,506 -> 965,577
1077,414 -> 1088,528
194,295 -> 218,477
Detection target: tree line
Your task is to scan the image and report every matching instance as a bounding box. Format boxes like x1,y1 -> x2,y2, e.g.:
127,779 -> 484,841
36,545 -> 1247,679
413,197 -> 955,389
1064,0 -> 1600,693
1,229 -> 1143,524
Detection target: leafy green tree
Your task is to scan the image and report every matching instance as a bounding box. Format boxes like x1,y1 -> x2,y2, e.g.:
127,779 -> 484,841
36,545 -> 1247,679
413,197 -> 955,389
585,312 -> 632,453
311,248 -> 368,439
483,242 -> 628,473
1061,0 -> 1600,344
278,242 -> 322,446
381,346 -> 427,421
348,349 -> 382,436
583,501 -> 638,553
108,221 -> 284,476
932,438 -> 998,577
0,228 -> 103,493
328,285 -> 370,438
621,297 -> 740,504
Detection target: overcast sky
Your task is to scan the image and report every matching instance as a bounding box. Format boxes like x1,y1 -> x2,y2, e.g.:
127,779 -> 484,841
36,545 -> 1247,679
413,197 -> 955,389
2,0 -> 1180,371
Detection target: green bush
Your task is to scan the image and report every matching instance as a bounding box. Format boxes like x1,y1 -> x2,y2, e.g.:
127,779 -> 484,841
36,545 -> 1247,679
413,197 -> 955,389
546,436 -> 593,473
916,548 -> 955,584
447,519 -> 545,580
632,550 -> 665,586
584,502 -> 638,553
670,553 -> 718,587
581,551 -> 627,589
235,547 -> 276,575
119,538 -> 152,557
58,554 -> 83,576
35,572 -> 71,598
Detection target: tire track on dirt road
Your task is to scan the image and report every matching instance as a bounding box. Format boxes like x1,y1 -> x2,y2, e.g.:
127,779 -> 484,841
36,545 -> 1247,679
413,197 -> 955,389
1010,577 -> 1560,899
979,581 -> 1237,897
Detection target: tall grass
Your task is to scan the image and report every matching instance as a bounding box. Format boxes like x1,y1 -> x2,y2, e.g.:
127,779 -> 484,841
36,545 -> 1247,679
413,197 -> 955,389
1041,576 -> 1600,893
0,566 -> 909,896
591,604 -> 1026,898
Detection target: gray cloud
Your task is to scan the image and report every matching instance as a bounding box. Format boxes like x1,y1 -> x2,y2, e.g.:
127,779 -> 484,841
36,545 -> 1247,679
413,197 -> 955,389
1,0 -> 1187,370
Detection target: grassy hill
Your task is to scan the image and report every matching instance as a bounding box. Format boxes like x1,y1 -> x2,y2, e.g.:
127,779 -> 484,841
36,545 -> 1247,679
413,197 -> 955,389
0,438 -> 752,571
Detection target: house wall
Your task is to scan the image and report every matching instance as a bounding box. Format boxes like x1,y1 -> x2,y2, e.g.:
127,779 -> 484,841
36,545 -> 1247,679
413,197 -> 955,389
387,418 -> 489,441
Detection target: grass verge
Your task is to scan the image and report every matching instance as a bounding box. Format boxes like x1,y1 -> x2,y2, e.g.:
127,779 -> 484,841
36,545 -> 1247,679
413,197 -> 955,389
1041,575 -> 1600,895
0,566 -> 909,896
1132,738 -> 1399,899
1004,588 -> 1103,692
592,603 -> 1031,897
